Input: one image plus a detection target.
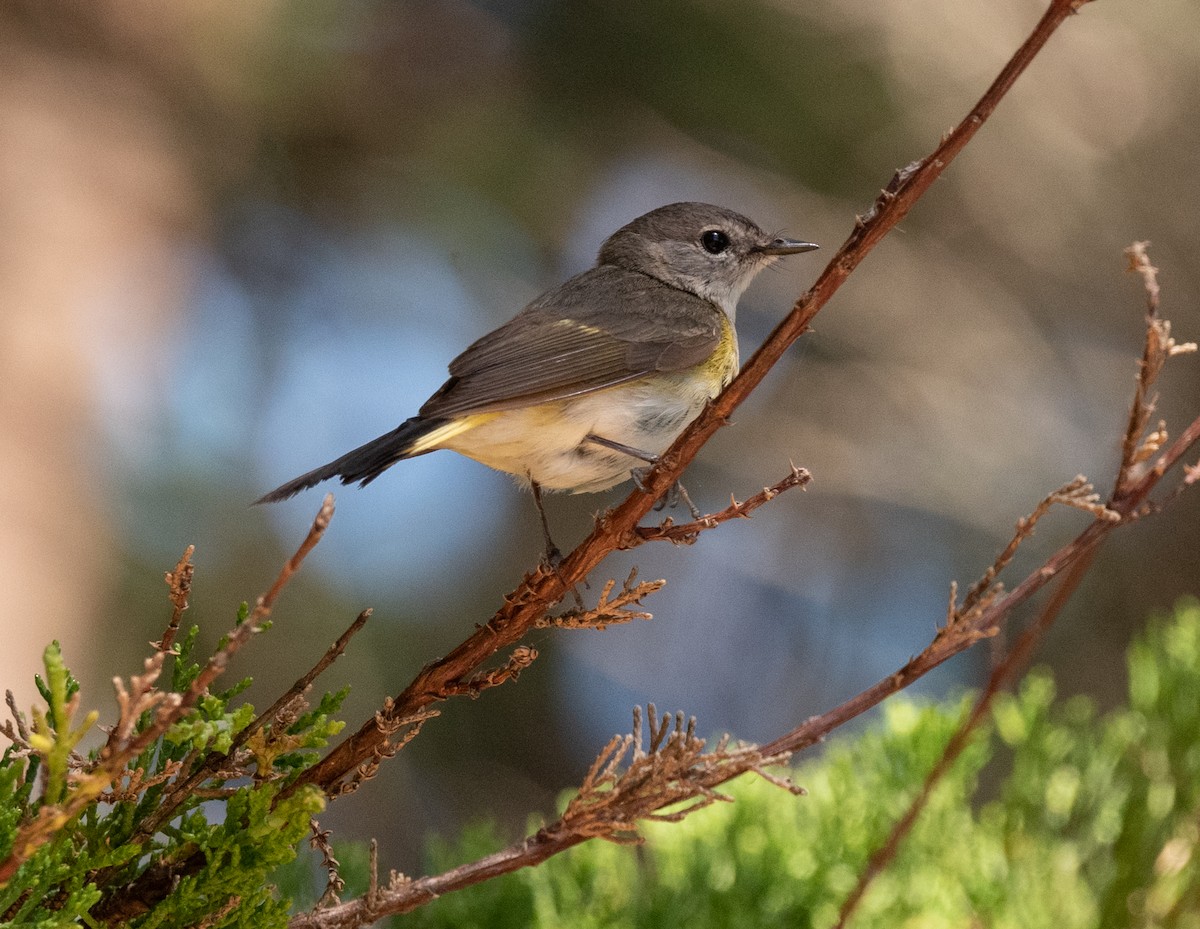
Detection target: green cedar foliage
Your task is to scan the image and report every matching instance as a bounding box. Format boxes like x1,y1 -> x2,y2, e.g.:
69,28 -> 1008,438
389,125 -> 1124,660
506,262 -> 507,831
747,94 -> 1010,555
0,617 -> 341,927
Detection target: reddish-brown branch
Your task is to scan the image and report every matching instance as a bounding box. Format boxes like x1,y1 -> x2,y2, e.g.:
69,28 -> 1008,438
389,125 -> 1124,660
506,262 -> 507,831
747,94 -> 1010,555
293,0 -> 1095,801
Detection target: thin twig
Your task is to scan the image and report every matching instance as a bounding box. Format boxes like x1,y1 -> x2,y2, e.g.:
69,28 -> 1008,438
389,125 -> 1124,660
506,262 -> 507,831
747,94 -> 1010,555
539,570 -> 666,629
239,609 -> 371,752
157,545 -> 195,653
622,466 -> 811,547
256,495 -> 335,620
955,476 -> 1116,623
445,647 -> 539,697
310,820 -> 346,908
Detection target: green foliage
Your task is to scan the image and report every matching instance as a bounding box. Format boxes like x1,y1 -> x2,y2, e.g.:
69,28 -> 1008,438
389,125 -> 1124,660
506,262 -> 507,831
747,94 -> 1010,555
133,786 -> 324,929
344,598 -> 1200,929
0,612 -> 346,928
27,643 -> 98,807
166,696 -> 257,754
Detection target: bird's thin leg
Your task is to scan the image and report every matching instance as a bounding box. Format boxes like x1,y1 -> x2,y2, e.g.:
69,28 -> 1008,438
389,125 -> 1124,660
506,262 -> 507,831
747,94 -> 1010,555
583,433 -> 702,519
530,479 -> 583,608
530,479 -> 561,565
584,433 -> 659,465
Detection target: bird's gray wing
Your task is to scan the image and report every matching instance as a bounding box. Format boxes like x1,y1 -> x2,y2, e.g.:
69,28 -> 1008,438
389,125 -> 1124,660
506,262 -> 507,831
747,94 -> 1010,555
418,265 -> 724,418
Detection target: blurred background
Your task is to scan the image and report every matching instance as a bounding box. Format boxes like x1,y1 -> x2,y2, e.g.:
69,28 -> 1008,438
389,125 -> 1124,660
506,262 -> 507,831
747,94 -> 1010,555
1,0 -> 1197,874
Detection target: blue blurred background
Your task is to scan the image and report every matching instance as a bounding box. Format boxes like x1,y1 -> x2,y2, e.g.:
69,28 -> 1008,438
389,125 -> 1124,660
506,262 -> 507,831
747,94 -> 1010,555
1,0 -> 1197,872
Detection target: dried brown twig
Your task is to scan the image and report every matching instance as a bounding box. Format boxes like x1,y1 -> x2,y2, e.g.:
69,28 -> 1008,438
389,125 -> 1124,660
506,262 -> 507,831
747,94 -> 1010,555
294,0 -> 1101,805
157,545 -> 195,653
289,706 -> 801,929
324,703 -> 442,801
1118,241 -> 1197,497
538,569 -> 665,629
832,240 -> 1195,923
310,820 -> 346,908
623,466 -> 811,548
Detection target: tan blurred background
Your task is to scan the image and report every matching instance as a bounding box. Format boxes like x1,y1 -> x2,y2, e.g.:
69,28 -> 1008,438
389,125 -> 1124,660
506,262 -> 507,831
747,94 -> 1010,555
1,0 -> 1197,871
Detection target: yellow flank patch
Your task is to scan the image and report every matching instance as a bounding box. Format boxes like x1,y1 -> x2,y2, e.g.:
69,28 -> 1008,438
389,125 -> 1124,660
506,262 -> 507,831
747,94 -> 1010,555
699,314 -> 739,386
406,413 -> 500,454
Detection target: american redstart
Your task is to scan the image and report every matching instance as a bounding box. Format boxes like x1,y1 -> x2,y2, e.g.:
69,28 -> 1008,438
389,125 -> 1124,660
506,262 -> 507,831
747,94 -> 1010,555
256,202 -> 817,545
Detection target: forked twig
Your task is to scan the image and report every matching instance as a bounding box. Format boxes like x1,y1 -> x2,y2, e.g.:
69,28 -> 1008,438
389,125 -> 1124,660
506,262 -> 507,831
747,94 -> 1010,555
540,569 -> 666,629
289,706 -> 800,929
834,240 -> 1198,922
623,466 -> 811,547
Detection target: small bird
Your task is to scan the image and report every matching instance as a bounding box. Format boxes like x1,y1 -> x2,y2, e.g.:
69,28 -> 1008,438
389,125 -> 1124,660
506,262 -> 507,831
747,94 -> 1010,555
256,202 -> 817,549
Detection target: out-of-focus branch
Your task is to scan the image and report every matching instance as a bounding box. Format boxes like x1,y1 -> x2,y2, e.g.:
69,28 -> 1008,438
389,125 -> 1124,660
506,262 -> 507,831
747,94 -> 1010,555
293,0 -> 1098,802
833,546 -> 1097,929
831,239 -> 1196,921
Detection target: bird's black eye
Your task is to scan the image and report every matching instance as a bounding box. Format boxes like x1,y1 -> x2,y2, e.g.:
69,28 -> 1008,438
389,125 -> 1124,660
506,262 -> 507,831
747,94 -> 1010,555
700,229 -> 730,254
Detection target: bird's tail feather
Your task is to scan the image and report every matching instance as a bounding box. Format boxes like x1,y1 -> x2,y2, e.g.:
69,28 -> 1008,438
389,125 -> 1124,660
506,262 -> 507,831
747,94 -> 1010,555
254,417 -> 448,505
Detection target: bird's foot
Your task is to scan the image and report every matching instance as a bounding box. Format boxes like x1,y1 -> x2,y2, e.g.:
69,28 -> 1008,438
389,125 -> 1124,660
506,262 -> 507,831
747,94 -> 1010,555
631,467 -> 702,520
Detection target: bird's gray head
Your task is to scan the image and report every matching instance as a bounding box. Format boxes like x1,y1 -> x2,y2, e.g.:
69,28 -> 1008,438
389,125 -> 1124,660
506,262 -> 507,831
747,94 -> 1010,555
597,202 -> 818,316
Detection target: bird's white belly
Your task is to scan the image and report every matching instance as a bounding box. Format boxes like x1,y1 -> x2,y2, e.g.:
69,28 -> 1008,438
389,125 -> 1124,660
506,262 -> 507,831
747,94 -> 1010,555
440,371 -> 723,493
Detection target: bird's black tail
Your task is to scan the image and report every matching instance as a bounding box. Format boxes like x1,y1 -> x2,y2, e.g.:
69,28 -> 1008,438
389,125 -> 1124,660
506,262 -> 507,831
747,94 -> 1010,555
253,416 -> 448,504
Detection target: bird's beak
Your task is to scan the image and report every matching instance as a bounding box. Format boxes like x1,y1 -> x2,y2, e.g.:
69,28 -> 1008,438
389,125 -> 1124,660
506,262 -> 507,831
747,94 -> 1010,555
758,237 -> 820,256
